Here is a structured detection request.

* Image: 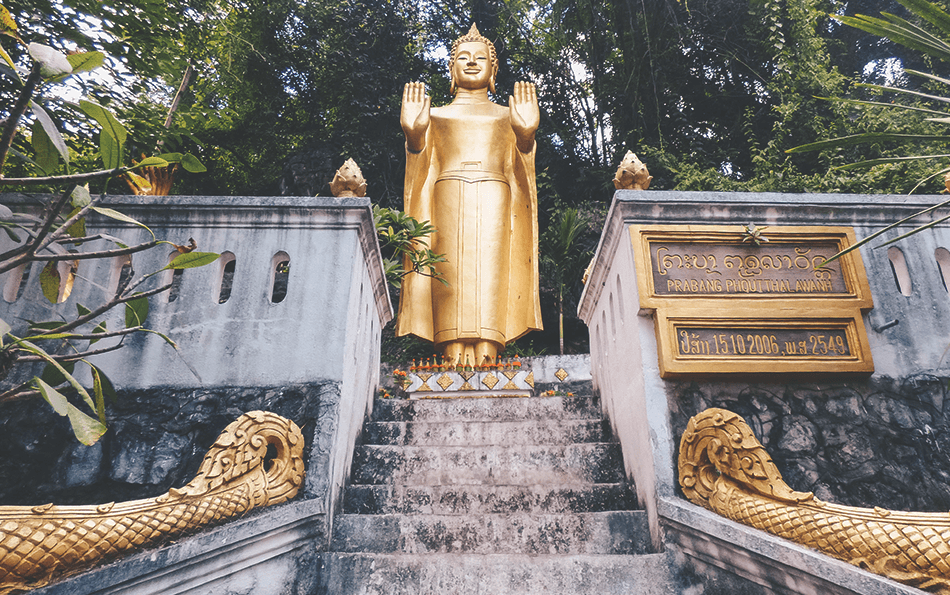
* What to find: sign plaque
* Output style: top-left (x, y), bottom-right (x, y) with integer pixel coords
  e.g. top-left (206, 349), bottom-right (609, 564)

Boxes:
top-left (631, 225), bottom-right (874, 377)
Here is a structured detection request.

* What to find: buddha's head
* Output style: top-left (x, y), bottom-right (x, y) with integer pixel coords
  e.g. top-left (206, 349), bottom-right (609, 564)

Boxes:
top-left (450, 23), bottom-right (498, 94)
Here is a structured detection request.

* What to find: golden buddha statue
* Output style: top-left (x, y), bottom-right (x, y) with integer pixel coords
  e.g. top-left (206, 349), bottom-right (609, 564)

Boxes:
top-left (395, 24), bottom-right (542, 365)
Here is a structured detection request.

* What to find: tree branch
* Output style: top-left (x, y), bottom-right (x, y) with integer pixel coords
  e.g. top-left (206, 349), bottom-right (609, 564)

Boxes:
top-left (24, 326), bottom-right (143, 342)
top-left (15, 341), bottom-right (124, 363)
top-left (30, 240), bottom-right (158, 262)
top-left (34, 283), bottom-right (171, 336)
top-left (37, 197), bottom-right (98, 251)
top-left (0, 167), bottom-right (134, 187)
top-left (0, 380), bottom-right (38, 405)
top-left (0, 63), bottom-right (42, 174)
top-left (0, 187), bottom-right (74, 274)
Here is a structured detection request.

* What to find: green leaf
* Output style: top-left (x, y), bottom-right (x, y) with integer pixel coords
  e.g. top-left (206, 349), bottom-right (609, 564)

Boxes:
top-left (143, 328), bottom-right (178, 349)
top-left (817, 196), bottom-right (950, 266)
top-left (157, 152), bottom-right (183, 162)
top-left (125, 296), bottom-right (148, 328)
top-left (879, 211), bottom-right (950, 248)
top-left (90, 363), bottom-right (117, 404)
top-left (28, 320), bottom-right (64, 332)
top-left (0, 4), bottom-right (17, 36)
top-left (78, 99), bottom-right (127, 146)
top-left (2, 225), bottom-right (18, 242)
top-left (91, 207), bottom-right (154, 237)
top-left (818, 95), bottom-right (947, 116)
top-left (23, 332), bottom-right (77, 341)
top-left (0, 318), bottom-right (10, 336)
top-left (35, 376), bottom-right (69, 415)
top-left (64, 207), bottom-right (86, 241)
top-left (18, 339), bottom-right (95, 411)
top-left (165, 251), bottom-right (219, 270)
top-left (90, 320), bottom-right (107, 345)
top-left (28, 43), bottom-right (72, 78)
top-left (786, 133), bottom-right (950, 154)
top-left (30, 101), bottom-right (69, 166)
top-left (99, 128), bottom-right (121, 169)
top-left (0, 43), bottom-right (20, 85)
top-left (35, 377), bottom-right (106, 446)
top-left (66, 51), bottom-right (104, 73)
top-left (39, 261), bottom-right (60, 303)
top-left (134, 156), bottom-right (169, 168)
top-left (896, 0), bottom-right (950, 38)
top-left (856, 81), bottom-right (950, 105)
top-left (77, 303), bottom-right (91, 317)
top-left (71, 186), bottom-right (91, 209)
top-left (89, 364), bottom-right (108, 422)
top-left (125, 171), bottom-right (151, 193)
top-left (180, 153), bottom-right (207, 173)
top-left (832, 154), bottom-right (950, 171)
top-left (39, 360), bottom-right (75, 387)
top-left (31, 119), bottom-right (59, 174)
top-left (834, 12), bottom-right (950, 62)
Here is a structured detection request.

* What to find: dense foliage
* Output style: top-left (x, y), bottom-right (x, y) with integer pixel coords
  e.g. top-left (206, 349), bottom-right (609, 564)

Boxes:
top-left (3, 0), bottom-right (946, 356)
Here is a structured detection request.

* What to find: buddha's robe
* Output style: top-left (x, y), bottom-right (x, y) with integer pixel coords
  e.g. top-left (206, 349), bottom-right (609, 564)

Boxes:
top-left (395, 103), bottom-right (542, 347)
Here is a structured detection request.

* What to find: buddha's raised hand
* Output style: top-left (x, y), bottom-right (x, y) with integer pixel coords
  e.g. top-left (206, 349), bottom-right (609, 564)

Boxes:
top-left (509, 81), bottom-right (539, 153)
top-left (401, 82), bottom-right (430, 153)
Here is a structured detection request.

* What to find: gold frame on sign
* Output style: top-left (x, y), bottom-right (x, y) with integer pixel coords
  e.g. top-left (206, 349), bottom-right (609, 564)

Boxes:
top-left (630, 225), bottom-right (873, 312)
top-left (628, 225), bottom-right (874, 377)
top-left (654, 311), bottom-right (874, 377)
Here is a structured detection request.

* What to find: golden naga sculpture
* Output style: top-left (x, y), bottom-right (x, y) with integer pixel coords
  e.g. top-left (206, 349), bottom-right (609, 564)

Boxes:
top-left (0, 411), bottom-right (305, 594)
top-left (613, 150), bottom-right (652, 190)
top-left (329, 158), bottom-right (367, 198)
top-left (679, 408), bottom-right (950, 593)
top-left (396, 23), bottom-right (542, 366)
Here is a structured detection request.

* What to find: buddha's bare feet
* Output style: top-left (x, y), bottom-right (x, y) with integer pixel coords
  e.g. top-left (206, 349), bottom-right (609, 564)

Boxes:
top-left (475, 340), bottom-right (499, 365)
top-left (443, 341), bottom-right (464, 366)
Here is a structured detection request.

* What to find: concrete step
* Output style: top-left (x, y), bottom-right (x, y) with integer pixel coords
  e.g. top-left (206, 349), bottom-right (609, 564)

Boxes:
top-left (372, 395), bottom-right (601, 423)
top-left (342, 483), bottom-right (637, 515)
top-left (362, 418), bottom-right (608, 446)
top-left (318, 552), bottom-right (675, 595)
top-left (331, 511), bottom-right (652, 555)
top-left (349, 443), bottom-right (625, 486)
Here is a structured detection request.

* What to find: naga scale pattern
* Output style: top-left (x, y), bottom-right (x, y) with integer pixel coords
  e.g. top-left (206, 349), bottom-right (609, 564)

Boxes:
top-left (0, 410), bottom-right (305, 594)
top-left (679, 408), bottom-right (950, 593)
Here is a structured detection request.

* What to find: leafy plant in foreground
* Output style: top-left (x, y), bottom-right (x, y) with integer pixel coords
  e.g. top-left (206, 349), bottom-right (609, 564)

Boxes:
top-left (788, 0), bottom-right (950, 263)
top-left (0, 5), bottom-right (217, 444)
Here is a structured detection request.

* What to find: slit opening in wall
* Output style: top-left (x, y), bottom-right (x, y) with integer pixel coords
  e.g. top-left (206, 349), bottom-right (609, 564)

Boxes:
top-left (3, 262), bottom-right (32, 303)
top-left (936, 248), bottom-right (950, 293)
top-left (110, 255), bottom-right (133, 299)
top-left (166, 251), bottom-right (184, 303)
top-left (217, 252), bottom-right (236, 304)
top-left (615, 275), bottom-right (625, 319)
top-left (887, 246), bottom-right (913, 297)
top-left (271, 252), bottom-right (290, 303)
top-left (47, 253), bottom-right (79, 304)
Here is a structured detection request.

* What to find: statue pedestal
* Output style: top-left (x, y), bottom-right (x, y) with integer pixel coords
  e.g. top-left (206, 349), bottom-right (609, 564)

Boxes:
top-left (405, 368), bottom-right (534, 399)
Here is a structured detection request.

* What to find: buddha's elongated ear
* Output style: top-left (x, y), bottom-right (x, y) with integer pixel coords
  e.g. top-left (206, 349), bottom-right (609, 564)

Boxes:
top-left (450, 72), bottom-right (457, 95)
top-left (489, 74), bottom-right (495, 94)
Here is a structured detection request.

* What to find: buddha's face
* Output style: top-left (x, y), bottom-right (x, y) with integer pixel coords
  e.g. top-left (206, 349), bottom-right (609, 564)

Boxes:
top-left (452, 41), bottom-right (492, 91)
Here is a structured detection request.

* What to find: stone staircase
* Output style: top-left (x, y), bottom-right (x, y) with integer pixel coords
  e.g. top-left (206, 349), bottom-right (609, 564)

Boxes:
top-left (318, 380), bottom-right (675, 593)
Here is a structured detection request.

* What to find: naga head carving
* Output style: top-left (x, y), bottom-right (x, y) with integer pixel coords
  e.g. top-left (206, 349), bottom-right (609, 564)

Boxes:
top-left (678, 408), bottom-right (813, 509)
top-left (171, 410), bottom-right (305, 506)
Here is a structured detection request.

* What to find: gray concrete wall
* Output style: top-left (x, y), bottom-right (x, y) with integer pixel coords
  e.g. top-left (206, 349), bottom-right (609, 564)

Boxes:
top-left (579, 190), bottom-right (950, 593)
top-left (0, 194), bottom-right (391, 593)
top-left (0, 194), bottom-right (391, 389)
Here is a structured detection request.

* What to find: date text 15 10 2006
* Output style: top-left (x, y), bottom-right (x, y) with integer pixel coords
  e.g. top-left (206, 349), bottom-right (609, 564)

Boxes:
top-left (676, 327), bottom-right (852, 358)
